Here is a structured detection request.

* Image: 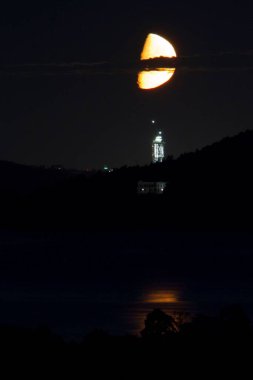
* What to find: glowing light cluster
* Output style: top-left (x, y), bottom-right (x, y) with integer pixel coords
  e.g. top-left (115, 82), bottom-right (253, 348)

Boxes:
top-left (154, 135), bottom-right (163, 143)
top-left (138, 33), bottom-right (177, 90)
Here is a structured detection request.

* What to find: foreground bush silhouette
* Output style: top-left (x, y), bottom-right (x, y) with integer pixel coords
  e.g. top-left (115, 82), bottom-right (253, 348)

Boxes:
top-left (141, 308), bottom-right (178, 338)
top-left (0, 305), bottom-right (252, 377)
top-left (219, 304), bottom-right (252, 340)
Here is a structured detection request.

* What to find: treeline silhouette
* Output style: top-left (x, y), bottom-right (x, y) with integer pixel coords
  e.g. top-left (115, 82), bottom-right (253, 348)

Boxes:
top-left (0, 305), bottom-right (252, 377)
top-left (1, 129), bottom-right (253, 229)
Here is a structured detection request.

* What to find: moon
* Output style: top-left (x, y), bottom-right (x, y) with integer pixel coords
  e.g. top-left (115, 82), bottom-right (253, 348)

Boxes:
top-left (138, 33), bottom-right (177, 90)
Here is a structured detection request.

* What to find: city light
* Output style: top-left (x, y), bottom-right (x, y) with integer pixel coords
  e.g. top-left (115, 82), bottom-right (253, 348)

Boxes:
top-left (152, 130), bottom-right (165, 163)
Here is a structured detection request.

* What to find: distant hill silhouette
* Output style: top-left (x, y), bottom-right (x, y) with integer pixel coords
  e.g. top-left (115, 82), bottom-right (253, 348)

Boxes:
top-left (164, 130), bottom-right (253, 227)
top-left (0, 160), bottom-right (81, 194)
top-left (1, 129), bottom-right (253, 228)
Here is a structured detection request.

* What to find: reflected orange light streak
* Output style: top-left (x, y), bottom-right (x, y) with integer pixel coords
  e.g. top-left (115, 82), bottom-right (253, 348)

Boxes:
top-left (144, 290), bottom-right (179, 304)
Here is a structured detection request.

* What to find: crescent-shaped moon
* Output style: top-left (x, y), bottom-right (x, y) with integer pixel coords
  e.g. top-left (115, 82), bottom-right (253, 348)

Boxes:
top-left (138, 33), bottom-right (177, 90)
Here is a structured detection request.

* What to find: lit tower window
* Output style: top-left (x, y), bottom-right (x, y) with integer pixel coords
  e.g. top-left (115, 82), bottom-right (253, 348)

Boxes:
top-left (152, 130), bottom-right (165, 163)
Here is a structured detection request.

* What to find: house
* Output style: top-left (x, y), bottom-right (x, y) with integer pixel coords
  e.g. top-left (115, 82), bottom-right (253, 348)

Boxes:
top-left (137, 181), bottom-right (167, 195)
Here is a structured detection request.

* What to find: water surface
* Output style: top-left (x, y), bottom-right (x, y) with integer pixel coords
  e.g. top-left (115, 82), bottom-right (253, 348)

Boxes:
top-left (0, 228), bottom-right (252, 338)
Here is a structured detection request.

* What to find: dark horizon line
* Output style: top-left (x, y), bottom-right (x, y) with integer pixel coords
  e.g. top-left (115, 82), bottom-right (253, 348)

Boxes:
top-left (0, 128), bottom-right (252, 172)
top-left (0, 52), bottom-right (252, 76)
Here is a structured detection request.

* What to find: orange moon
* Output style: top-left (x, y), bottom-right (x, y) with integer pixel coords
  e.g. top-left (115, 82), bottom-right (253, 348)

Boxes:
top-left (138, 33), bottom-right (177, 90)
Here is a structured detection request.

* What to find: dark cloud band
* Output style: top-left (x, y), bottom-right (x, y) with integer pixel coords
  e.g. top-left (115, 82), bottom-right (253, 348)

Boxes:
top-left (0, 52), bottom-right (252, 76)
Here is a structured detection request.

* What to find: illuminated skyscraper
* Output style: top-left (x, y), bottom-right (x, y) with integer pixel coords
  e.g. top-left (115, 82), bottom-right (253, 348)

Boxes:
top-left (152, 130), bottom-right (165, 163)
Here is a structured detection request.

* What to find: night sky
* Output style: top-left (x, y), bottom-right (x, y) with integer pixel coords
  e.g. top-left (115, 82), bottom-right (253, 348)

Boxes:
top-left (0, 0), bottom-right (252, 169)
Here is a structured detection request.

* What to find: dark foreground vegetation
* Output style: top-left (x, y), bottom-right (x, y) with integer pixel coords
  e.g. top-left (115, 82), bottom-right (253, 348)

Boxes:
top-left (1, 306), bottom-right (252, 377)
top-left (1, 129), bottom-right (253, 230)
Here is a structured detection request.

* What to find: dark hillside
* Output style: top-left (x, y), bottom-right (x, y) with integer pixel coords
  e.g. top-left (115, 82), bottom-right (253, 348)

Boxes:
top-left (1, 130), bottom-right (252, 229)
